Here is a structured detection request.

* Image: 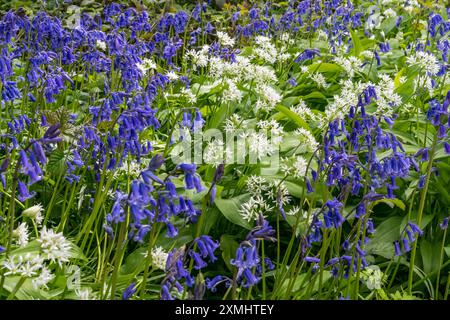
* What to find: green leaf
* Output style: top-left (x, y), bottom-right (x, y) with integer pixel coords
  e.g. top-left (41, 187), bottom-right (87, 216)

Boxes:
top-left (350, 29), bottom-right (363, 56)
top-left (220, 235), bottom-right (240, 272)
top-left (373, 198), bottom-right (406, 211)
top-left (366, 216), bottom-right (403, 259)
top-left (274, 104), bottom-right (310, 131)
top-left (308, 63), bottom-right (342, 74)
top-left (420, 239), bottom-right (442, 274)
top-left (214, 194), bottom-right (252, 230)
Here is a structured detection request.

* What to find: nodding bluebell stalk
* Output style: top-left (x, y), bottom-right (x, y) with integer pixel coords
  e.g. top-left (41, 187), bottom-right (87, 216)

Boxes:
top-left (227, 215), bottom-right (275, 297)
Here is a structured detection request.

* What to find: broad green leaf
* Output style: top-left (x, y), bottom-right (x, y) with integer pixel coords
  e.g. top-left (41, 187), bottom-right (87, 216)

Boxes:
top-left (220, 235), bottom-right (240, 272)
top-left (373, 198), bottom-right (406, 211)
top-left (214, 194), bottom-right (252, 230)
top-left (420, 239), bottom-right (442, 274)
top-left (350, 29), bottom-right (363, 56)
top-left (274, 104), bottom-right (310, 131)
top-left (366, 216), bottom-right (403, 258)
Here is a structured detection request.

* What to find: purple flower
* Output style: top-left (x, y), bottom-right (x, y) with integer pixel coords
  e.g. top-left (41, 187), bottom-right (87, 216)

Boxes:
top-left (122, 283), bottom-right (136, 300)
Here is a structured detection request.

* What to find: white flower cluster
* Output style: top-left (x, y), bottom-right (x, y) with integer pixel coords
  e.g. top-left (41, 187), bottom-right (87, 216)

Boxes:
top-left (13, 222), bottom-right (29, 247)
top-left (374, 74), bottom-right (402, 117)
top-left (294, 128), bottom-right (319, 153)
top-left (217, 31), bottom-right (235, 47)
top-left (136, 58), bottom-right (157, 76)
top-left (280, 155), bottom-right (308, 179)
top-left (253, 36), bottom-right (278, 64)
top-left (290, 100), bottom-right (320, 123)
top-left (361, 265), bottom-right (385, 290)
top-left (239, 195), bottom-right (273, 222)
top-left (38, 227), bottom-right (72, 266)
top-left (334, 56), bottom-right (363, 78)
top-left (239, 176), bottom-right (290, 222)
top-left (406, 51), bottom-right (440, 76)
top-left (2, 253), bottom-right (55, 289)
top-left (187, 41), bottom-right (281, 112)
top-left (151, 246), bottom-right (169, 270)
top-left (324, 79), bottom-right (365, 123)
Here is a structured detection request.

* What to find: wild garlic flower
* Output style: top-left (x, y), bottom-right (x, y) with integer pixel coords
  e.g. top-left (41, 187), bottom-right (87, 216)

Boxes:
top-left (2, 254), bottom-right (44, 277)
top-left (265, 181), bottom-right (290, 206)
top-left (334, 56), bottom-right (363, 78)
top-left (166, 71), bottom-right (179, 81)
top-left (253, 36), bottom-right (278, 64)
top-left (217, 31), bottom-right (235, 47)
top-left (136, 58), bottom-right (157, 76)
top-left (362, 265), bottom-right (385, 290)
top-left (280, 155), bottom-right (308, 178)
top-left (222, 79), bottom-right (242, 103)
top-left (187, 45), bottom-right (210, 70)
top-left (96, 40), bottom-right (106, 51)
top-left (224, 114), bottom-right (245, 134)
top-left (246, 175), bottom-right (269, 196)
top-left (22, 204), bottom-right (44, 225)
top-left (374, 74), bottom-right (402, 117)
top-left (255, 84), bottom-right (281, 112)
top-left (151, 246), bottom-right (169, 270)
top-left (13, 222), bottom-right (29, 247)
top-left (294, 128), bottom-right (319, 153)
top-left (257, 119), bottom-right (284, 145)
top-left (406, 51), bottom-right (440, 75)
top-left (247, 131), bottom-right (276, 160)
top-left (309, 72), bottom-right (329, 89)
top-left (32, 267), bottom-right (54, 289)
top-left (38, 227), bottom-right (71, 266)
top-left (76, 288), bottom-right (96, 300)
top-left (239, 196), bottom-right (273, 222)
top-left (203, 139), bottom-right (232, 167)
top-left (290, 100), bottom-right (319, 122)
top-left (414, 75), bottom-right (435, 96)
top-left (180, 87), bottom-right (197, 104)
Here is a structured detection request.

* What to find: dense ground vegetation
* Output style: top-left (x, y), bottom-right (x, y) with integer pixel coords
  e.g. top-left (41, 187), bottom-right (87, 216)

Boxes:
top-left (0, 0), bottom-right (449, 300)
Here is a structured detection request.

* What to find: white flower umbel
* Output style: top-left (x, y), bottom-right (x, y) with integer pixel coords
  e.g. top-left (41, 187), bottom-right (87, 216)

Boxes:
top-left (247, 131), bottom-right (276, 160)
top-left (309, 72), bottom-right (329, 89)
top-left (22, 204), bottom-right (44, 225)
top-left (257, 119), bottom-right (284, 145)
top-left (334, 56), bottom-right (363, 78)
top-left (136, 58), bottom-right (157, 76)
top-left (180, 87), bottom-right (197, 104)
top-left (255, 84), bottom-right (281, 112)
top-left (290, 100), bottom-right (319, 123)
top-left (217, 31), bottom-right (235, 47)
top-left (32, 267), bottom-right (54, 289)
top-left (151, 246), bottom-right (169, 270)
top-left (166, 71), bottom-right (179, 81)
top-left (294, 128), bottom-right (319, 153)
top-left (38, 227), bottom-right (71, 266)
top-left (246, 175), bottom-right (269, 197)
top-left (187, 45), bottom-right (210, 70)
top-left (362, 265), bottom-right (385, 290)
top-left (96, 40), bottom-right (106, 51)
top-left (265, 181), bottom-right (290, 206)
top-left (253, 36), bottom-right (278, 64)
top-left (13, 222), bottom-right (29, 247)
top-left (375, 74), bottom-right (402, 117)
top-left (76, 288), bottom-right (96, 300)
top-left (2, 254), bottom-right (44, 277)
top-left (222, 79), bottom-right (242, 103)
top-left (406, 51), bottom-right (440, 76)
top-left (281, 155), bottom-right (308, 179)
top-left (239, 196), bottom-right (273, 222)
top-left (204, 138), bottom-right (232, 167)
